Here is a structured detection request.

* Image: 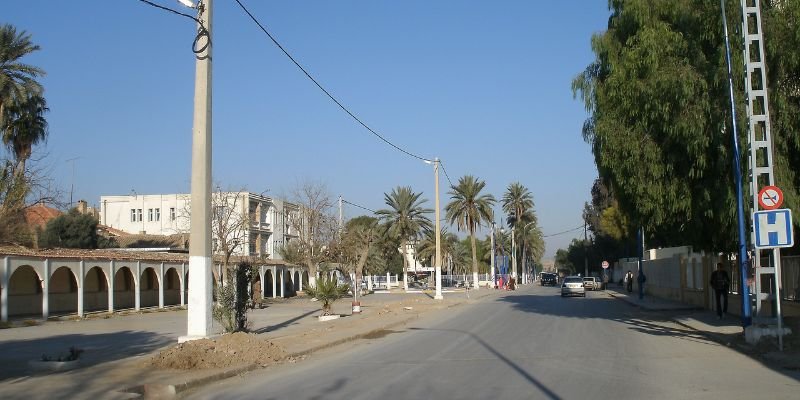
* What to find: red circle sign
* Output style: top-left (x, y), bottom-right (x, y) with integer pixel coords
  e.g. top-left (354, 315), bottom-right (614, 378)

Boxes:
top-left (601, 261), bottom-right (609, 269)
top-left (758, 186), bottom-right (784, 210)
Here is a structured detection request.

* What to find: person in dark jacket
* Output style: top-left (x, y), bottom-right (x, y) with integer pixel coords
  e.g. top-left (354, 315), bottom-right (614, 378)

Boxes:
top-left (710, 262), bottom-right (731, 319)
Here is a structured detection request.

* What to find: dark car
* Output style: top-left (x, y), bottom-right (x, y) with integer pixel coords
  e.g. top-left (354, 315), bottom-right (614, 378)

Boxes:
top-left (540, 273), bottom-right (558, 286)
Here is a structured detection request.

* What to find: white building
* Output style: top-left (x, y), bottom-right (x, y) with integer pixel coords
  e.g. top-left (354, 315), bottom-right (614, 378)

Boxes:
top-left (99, 192), bottom-right (299, 259)
top-left (402, 242), bottom-right (427, 273)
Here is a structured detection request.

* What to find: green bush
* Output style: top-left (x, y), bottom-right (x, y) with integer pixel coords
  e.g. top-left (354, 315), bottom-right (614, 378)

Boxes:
top-left (305, 276), bottom-right (351, 316)
top-left (212, 262), bottom-right (256, 333)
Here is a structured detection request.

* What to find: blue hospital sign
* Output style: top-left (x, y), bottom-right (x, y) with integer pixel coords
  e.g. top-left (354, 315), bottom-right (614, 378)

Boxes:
top-left (753, 209), bottom-right (794, 249)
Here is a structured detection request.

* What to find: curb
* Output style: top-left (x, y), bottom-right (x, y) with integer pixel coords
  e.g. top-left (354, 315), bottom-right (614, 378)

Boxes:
top-left (118, 363), bottom-right (259, 398)
top-left (117, 302), bottom-right (459, 397)
top-left (284, 314), bottom-right (420, 359)
top-left (605, 290), bottom-right (703, 312)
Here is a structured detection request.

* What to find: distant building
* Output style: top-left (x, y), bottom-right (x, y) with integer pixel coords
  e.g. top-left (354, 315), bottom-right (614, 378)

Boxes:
top-left (99, 192), bottom-right (299, 259)
top-left (401, 242), bottom-right (426, 273)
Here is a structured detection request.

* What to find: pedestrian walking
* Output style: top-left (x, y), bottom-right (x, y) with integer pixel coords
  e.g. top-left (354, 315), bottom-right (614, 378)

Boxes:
top-left (624, 270), bottom-right (633, 293)
top-left (709, 262), bottom-right (731, 319)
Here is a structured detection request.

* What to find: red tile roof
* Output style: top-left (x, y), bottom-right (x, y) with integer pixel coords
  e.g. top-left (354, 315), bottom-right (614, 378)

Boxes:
top-left (24, 204), bottom-right (62, 228)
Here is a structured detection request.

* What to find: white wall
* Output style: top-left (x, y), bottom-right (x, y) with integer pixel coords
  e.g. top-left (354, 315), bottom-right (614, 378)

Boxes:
top-left (100, 194), bottom-right (190, 235)
top-left (100, 192), bottom-right (299, 260)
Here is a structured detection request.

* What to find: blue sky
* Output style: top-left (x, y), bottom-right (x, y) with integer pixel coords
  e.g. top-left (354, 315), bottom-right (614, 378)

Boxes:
top-left (3, 0), bottom-right (609, 258)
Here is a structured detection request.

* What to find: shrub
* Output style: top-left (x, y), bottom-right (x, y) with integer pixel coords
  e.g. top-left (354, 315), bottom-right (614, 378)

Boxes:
top-left (41, 346), bottom-right (83, 362)
top-left (212, 262), bottom-right (256, 333)
top-left (305, 276), bottom-right (351, 316)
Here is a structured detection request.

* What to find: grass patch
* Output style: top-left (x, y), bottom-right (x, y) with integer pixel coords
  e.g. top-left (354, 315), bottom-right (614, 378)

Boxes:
top-left (0, 321), bottom-right (13, 329)
top-left (23, 319), bottom-right (39, 327)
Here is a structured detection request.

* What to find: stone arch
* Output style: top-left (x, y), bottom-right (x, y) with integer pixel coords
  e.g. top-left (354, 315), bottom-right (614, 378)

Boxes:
top-left (264, 269), bottom-right (274, 298)
top-left (83, 266), bottom-right (109, 312)
top-left (284, 269), bottom-right (294, 297)
top-left (251, 272), bottom-right (262, 300)
top-left (294, 271), bottom-right (300, 292)
top-left (302, 271), bottom-right (309, 288)
top-left (49, 266), bottom-right (78, 316)
top-left (184, 271), bottom-right (189, 304)
top-left (164, 267), bottom-right (181, 306)
top-left (140, 267), bottom-right (160, 308)
top-left (113, 266), bottom-right (136, 310)
top-left (8, 265), bottom-right (42, 318)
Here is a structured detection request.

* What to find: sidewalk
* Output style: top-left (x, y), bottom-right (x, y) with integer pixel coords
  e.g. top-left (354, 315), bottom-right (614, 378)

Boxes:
top-left (0, 286), bottom-right (500, 399)
top-left (604, 285), bottom-right (800, 370)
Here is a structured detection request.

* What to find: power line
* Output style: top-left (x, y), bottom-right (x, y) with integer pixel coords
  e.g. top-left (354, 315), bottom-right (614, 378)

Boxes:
top-left (341, 199), bottom-right (377, 214)
top-left (438, 159), bottom-right (454, 188)
top-left (136, 0), bottom-right (210, 56)
top-left (137, 0), bottom-right (199, 22)
top-left (232, 0), bottom-right (431, 163)
top-left (542, 225), bottom-right (584, 238)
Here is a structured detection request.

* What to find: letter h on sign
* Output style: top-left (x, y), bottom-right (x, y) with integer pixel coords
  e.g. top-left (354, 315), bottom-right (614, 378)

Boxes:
top-left (753, 209), bottom-right (794, 249)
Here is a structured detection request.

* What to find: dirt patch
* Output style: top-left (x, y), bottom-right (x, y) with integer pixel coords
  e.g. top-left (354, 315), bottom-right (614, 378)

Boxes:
top-left (362, 329), bottom-right (400, 339)
top-left (146, 332), bottom-right (287, 370)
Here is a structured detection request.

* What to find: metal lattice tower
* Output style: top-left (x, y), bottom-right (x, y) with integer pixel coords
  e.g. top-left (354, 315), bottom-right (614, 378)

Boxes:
top-left (740, 0), bottom-right (784, 334)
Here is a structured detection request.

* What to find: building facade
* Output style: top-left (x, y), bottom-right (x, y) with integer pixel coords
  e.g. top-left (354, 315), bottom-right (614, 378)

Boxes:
top-left (99, 192), bottom-right (299, 259)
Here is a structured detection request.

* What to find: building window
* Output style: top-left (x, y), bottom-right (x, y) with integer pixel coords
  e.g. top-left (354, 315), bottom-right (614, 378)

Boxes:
top-left (170, 207), bottom-right (176, 221)
top-left (131, 209), bottom-right (136, 222)
top-left (148, 208), bottom-right (153, 222)
top-left (137, 209), bottom-right (143, 222)
top-left (155, 208), bottom-right (160, 221)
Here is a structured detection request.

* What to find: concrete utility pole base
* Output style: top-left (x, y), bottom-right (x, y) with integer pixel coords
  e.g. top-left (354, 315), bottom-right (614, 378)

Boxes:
top-left (434, 294), bottom-right (443, 300)
top-left (178, 335), bottom-right (211, 344)
top-left (745, 325), bottom-right (792, 345)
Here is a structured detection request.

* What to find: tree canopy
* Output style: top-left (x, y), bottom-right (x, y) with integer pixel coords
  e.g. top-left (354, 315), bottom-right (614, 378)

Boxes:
top-left (573, 0), bottom-right (800, 251)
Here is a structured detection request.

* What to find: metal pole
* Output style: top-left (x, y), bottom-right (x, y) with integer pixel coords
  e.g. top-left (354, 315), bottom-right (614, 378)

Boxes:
top-left (490, 222), bottom-right (496, 289)
top-left (638, 226), bottom-right (644, 300)
top-left (338, 195), bottom-right (343, 232)
top-left (184, 0), bottom-right (213, 341)
top-left (721, 0), bottom-right (752, 327)
top-left (511, 226), bottom-right (516, 283)
top-left (584, 221), bottom-right (589, 277)
top-left (434, 158), bottom-right (443, 299)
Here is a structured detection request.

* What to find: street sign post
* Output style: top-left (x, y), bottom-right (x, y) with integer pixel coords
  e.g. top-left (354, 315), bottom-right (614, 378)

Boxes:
top-left (758, 185), bottom-right (784, 210)
top-left (753, 209), bottom-right (794, 249)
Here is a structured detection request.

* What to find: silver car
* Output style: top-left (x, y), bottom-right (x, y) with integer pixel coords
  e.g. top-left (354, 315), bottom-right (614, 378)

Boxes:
top-left (561, 276), bottom-right (586, 297)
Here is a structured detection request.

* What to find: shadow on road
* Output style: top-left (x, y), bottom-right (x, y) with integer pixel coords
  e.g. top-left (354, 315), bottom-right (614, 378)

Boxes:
top-left (497, 289), bottom-right (800, 384)
top-left (251, 309), bottom-right (319, 334)
top-left (408, 326), bottom-right (562, 400)
top-left (0, 330), bottom-right (173, 381)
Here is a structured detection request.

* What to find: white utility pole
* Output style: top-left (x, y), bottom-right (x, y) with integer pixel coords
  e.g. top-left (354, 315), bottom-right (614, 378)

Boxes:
top-left (490, 222), bottom-right (496, 288)
top-left (183, 0), bottom-right (213, 343)
top-left (434, 158), bottom-right (443, 300)
top-left (511, 226), bottom-right (516, 283)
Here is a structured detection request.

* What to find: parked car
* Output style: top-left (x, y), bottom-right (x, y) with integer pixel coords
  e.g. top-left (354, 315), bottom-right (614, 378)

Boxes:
top-left (583, 276), bottom-right (599, 291)
top-left (561, 276), bottom-right (585, 297)
top-left (541, 273), bottom-right (558, 286)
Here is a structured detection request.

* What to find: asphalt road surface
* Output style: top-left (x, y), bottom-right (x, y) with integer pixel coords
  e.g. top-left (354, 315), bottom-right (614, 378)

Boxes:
top-left (186, 285), bottom-right (800, 400)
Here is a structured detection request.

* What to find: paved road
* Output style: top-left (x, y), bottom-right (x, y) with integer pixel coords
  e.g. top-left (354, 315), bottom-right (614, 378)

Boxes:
top-left (186, 285), bottom-right (800, 400)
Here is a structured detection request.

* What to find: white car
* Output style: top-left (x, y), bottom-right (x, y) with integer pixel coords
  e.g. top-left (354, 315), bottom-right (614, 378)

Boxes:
top-left (561, 276), bottom-right (586, 297)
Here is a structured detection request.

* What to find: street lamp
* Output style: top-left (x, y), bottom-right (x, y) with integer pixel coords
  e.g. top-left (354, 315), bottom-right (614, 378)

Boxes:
top-left (490, 222), bottom-right (496, 289)
top-left (520, 220), bottom-right (536, 285)
top-left (424, 158), bottom-right (443, 300)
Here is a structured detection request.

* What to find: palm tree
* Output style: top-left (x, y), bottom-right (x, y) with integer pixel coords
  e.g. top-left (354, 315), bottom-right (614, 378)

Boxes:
top-left (0, 24), bottom-right (44, 124)
top-left (2, 94), bottom-right (48, 176)
top-left (502, 183), bottom-right (535, 280)
top-left (446, 175), bottom-right (495, 290)
top-left (376, 186), bottom-right (432, 290)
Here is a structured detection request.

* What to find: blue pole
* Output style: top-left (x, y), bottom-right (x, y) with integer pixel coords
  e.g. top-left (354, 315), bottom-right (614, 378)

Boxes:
top-left (721, 0), bottom-right (752, 327)
top-left (638, 226), bottom-right (644, 300)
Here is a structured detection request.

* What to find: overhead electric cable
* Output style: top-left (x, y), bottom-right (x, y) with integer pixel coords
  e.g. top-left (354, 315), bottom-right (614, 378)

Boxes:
top-left (438, 159), bottom-right (454, 188)
top-left (542, 225), bottom-right (584, 238)
top-left (136, 0), bottom-right (210, 55)
top-left (341, 199), bottom-right (377, 214)
top-left (232, 0), bottom-right (430, 162)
